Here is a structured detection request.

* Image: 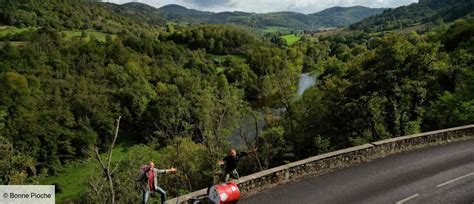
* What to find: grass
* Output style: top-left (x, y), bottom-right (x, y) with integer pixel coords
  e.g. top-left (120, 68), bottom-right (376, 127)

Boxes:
top-left (0, 27), bottom-right (114, 43)
top-left (281, 34), bottom-right (301, 46)
top-left (211, 54), bottom-right (246, 74)
top-left (262, 26), bottom-right (291, 33)
top-left (39, 137), bottom-right (136, 202)
top-left (396, 23), bottom-right (429, 34)
top-left (106, 20), bottom-right (123, 27)
top-left (309, 28), bottom-right (351, 37)
top-left (0, 41), bottom-right (28, 47)
top-left (216, 67), bottom-right (225, 73)
top-left (0, 29), bottom-right (114, 49)
top-left (0, 26), bottom-right (35, 37)
top-left (61, 30), bottom-right (115, 42)
top-left (212, 54), bottom-right (246, 62)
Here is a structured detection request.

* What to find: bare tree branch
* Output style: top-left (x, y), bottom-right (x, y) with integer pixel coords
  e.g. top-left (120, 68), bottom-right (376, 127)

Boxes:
top-left (89, 180), bottom-right (104, 194)
top-left (110, 156), bottom-right (123, 175)
top-left (93, 116), bottom-right (121, 204)
top-left (107, 116), bottom-right (121, 175)
top-left (94, 147), bottom-right (107, 176)
top-left (252, 111), bottom-right (264, 171)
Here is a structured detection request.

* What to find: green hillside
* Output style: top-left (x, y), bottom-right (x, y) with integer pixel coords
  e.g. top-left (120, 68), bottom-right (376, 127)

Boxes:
top-left (156, 5), bottom-right (385, 30)
top-left (350, 0), bottom-right (474, 32)
top-left (281, 34), bottom-right (301, 45)
top-left (1, 1), bottom-right (474, 203)
top-left (1, 0), bottom-right (163, 37)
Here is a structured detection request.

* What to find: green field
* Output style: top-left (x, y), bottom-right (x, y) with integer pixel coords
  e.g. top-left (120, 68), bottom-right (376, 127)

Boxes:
top-left (0, 27), bottom-right (114, 43)
top-left (211, 54), bottom-right (246, 74)
top-left (0, 29), bottom-right (114, 49)
top-left (61, 30), bottom-right (115, 42)
top-left (0, 27), bottom-right (35, 37)
top-left (212, 54), bottom-right (246, 63)
top-left (281, 34), bottom-right (301, 45)
top-left (216, 67), bottom-right (225, 73)
top-left (0, 41), bottom-right (28, 47)
top-left (39, 138), bottom-right (135, 202)
top-left (262, 26), bottom-right (291, 33)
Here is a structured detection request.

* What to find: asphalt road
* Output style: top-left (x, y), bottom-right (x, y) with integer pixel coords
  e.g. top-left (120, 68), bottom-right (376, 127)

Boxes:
top-left (241, 139), bottom-right (474, 204)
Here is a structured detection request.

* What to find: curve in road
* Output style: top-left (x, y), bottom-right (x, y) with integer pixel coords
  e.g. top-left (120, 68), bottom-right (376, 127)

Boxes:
top-left (241, 139), bottom-right (474, 204)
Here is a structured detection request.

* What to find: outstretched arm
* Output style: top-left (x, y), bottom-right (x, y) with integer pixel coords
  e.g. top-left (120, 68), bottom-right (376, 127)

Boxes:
top-left (166, 167), bottom-right (177, 173)
top-left (154, 167), bottom-right (177, 174)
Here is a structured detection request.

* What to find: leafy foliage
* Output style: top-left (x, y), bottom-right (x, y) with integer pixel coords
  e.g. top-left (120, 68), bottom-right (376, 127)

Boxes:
top-left (291, 18), bottom-right (474, 158)
top-left (169, 24), bottom-right (259, 54)
top-left (1, 0), bottom-right (474, 203)
top-left (350, 0), bottom-right (474, 32)
top-left (158, 4), bottom-right (385, 31)
top-left (1, 0), bottom-right (163, 37)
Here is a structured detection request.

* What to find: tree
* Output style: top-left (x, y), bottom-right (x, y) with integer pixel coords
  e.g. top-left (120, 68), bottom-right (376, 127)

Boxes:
top-left (93, 116), bottom-right (122, 204)
top-left (195, 75), bottom-right (246, 177)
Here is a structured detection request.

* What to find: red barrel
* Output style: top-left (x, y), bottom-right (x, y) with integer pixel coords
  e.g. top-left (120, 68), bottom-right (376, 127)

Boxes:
top-left (208, 182), bottom-right (240, 204)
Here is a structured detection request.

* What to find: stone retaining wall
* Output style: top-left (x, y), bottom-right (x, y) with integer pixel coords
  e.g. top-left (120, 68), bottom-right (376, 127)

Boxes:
top-left (166, 124), bottom-right (474, 204)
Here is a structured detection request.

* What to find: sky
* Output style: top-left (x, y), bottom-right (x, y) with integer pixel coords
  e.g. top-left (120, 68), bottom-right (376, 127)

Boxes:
top-left (102, 0), bottom-right (418, 14)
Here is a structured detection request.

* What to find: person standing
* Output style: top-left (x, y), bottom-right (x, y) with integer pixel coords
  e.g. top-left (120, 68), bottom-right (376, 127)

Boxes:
top-left (138, 161), bottom-right (176, 204)
top-left (218, 148), bottom-right (257, 183)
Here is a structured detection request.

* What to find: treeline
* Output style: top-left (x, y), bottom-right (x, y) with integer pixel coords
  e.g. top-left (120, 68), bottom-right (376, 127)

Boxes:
top-left (0, 22), bottom-right (302, 194)
top-left (157, 4), bottom-right (385, 31)
top-left (1, 0), bottom-right (474, 202)
top-left (350, 0), bottom-right (474, 32)
top-left (168, 25), bottom-right (260, 55)
top-left (285, 18), bottom-right (474, 159)
top-left (70, 18), bottom-right (474, 201)
top-left (0, 0), bottom-right (162, 37)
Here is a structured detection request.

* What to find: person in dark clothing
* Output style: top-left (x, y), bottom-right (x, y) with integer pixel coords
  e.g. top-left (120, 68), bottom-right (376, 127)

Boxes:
top-left (137, 161), bottom-right (176, 204)
top-left (218, 148), bottom-right (257, 183)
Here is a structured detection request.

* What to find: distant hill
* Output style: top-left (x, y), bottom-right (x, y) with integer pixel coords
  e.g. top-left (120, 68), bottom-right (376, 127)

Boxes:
top-left (159, 4), bottom-right (212, 17)
top-left (155, 4), bottom-right (386, 30)
top-left (350, 0), bottom-right (474, 32)
top-left (310, 6), bottom-right (386, 28)
top-left (1, 0), bottom-right (164, 35)
top-left (3, 1), bottom-right (385, 34)
top-left (104, 2), bottom-right (166, 26)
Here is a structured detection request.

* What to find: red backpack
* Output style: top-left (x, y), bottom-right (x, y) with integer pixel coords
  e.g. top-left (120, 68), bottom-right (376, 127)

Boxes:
top-left (140, 164), bottom-right (148, 174)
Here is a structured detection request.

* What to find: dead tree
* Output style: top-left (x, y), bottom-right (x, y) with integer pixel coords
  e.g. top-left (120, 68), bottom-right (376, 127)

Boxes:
top-left (251, 111), bottom-right (264, 171)
top-left (94, 116), bottom-right (122, 204)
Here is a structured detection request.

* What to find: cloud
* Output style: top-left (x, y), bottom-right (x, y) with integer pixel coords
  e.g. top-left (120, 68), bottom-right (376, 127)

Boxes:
top-left (101, 0), bottom-right (418, 14)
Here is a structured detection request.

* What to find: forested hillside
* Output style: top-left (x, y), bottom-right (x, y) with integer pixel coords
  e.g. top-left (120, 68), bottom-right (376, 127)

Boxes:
top-left (309, 6), bottom-right (386, 28)
top-left (1, 0), bottom-right (473, 203)
top-left (0, 1), bottom-right (302, 200)
top-left (1, 0), bottom-right (163, 37)
top-left (157, 4), bottom-right (386, 30)
top-left (350, 0), bottom-right (474, 32)
top-left (0, 0), bottom-right (384, 32)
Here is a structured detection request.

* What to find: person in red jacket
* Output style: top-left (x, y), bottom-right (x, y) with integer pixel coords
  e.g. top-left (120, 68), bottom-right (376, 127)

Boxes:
top-left (137, 161), bottom-right (176, 204)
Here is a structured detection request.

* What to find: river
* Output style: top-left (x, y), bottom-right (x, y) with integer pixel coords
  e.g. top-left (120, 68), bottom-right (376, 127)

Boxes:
top-left (228, 73), bottom-right (316, 147)
top-left (297, 73), bottom-right (316, 96)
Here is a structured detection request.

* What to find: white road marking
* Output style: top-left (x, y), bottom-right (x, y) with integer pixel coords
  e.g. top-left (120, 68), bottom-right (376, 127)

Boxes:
top-left (395, 193), bottom-right (419, 204)
top-left (436, 172), bottom-right (474, 188)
